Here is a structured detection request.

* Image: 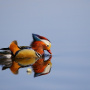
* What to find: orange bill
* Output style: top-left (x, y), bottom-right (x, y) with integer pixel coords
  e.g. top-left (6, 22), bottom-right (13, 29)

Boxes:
top-left (47, 50), bottom-right (52, 54)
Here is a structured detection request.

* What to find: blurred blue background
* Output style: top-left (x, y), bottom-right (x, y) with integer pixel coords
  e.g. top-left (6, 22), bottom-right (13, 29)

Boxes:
top-left (0, 0), bottom-right (90, 90)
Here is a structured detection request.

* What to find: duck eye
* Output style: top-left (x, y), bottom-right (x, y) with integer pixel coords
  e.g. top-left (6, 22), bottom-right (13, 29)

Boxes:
top-left (47, 45), bottom-right (49, 47)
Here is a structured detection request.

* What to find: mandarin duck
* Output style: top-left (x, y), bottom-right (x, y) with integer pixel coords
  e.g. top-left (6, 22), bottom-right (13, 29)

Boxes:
top-left (0, 34), bottom-right (52, 58)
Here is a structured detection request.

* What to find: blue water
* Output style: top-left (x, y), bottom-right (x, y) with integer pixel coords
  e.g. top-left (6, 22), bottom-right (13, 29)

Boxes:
top-left (0, 0), bottom-right (90, 90)
top-left (0, 47), bottom-right (90, 90)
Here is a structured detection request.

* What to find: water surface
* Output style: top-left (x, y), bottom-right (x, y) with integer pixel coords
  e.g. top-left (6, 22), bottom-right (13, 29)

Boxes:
top-left (0, 50), bottom-right (90, 90)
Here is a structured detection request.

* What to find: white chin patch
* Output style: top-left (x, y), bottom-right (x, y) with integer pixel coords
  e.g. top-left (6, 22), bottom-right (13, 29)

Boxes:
top-left (41, 39), bottom-right (51, 46)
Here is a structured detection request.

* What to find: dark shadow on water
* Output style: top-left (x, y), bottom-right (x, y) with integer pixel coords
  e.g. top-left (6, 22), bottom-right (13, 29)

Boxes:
top-left (0, 55), bottom-right (52, 77)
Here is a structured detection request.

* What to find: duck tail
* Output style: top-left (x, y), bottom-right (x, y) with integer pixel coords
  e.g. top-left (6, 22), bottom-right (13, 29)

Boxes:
top-left (0, 47), bottom-right (10, 50)
top-left (9, 40), bottom-right (20, 55)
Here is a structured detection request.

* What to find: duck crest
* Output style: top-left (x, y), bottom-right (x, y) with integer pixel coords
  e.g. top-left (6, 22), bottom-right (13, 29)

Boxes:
top-left (32, 34), bottom-right (50, 42)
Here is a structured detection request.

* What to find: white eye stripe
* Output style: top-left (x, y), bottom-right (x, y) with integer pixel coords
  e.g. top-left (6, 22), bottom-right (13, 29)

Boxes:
top-left (41, 39), bottom-right (51, 45)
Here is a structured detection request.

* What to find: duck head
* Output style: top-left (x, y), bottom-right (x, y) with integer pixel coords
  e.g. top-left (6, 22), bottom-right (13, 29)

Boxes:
top-left (31, 34), bottom-right (52, 55)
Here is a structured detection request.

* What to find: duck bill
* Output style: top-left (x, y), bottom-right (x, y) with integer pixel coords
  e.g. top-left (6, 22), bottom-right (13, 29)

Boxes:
top-left (47, 50), bottom-right (52, 54)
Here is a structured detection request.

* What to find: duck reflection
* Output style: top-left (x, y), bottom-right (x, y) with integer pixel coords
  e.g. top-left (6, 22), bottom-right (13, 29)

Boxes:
top-left (32, 55), bottom-right (52, 77)
top-left (0, 55), bottom-right (52, 77)
top-left (10, 61), bottom-right (20, 74)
